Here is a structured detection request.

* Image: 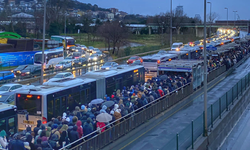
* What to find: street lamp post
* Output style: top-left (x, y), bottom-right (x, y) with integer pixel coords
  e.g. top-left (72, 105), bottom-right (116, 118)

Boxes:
top-left (207, 2), bottom-right (211, 37)
top-left (40, 0), bottom-right (46, 84)
top-left (170, 0), bottom-right (172, 48)
top-left (64, 12), bottom-right (67, 58)
top-left (203, 0), bottom-right (208, 137)
top-left (233, 11), bottom-right (237, 27)
top-left (225, 7), bottom-right (228, 26)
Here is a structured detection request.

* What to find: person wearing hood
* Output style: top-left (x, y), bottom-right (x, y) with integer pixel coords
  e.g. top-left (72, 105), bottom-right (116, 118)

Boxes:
top-left (8, 134), bottom-right (25, 150)
top-left (48, 134), bottom-right (60, 150)
top-left (69, 126), bottom-right (79, 144)
top-left (51, 124), bottom-right (61, 139)
top-left (0, 130), bottom-right (8, 149)
top-left (83, 119), bottom-right (93, 139)
top-left (33, 120), bottom-right (42, 137)
top-left (62, 112), bottom-right (67, 120)
top-left (112, 104), bottom-right (122, 124)
top-left (59, 130), bottom-right (69, 148)
top-left (101, 105), bottom-right (107, 113)
top-left (86, 108), bottom-right (95, 119)
top-left (34, 129), bottom-right (42, 145)
top-left (38, 130), bottom-right (47, 142)
top-left (76, 120), bottom-right (83, 138)
top-left (46, 127), bottom-right (51, 138)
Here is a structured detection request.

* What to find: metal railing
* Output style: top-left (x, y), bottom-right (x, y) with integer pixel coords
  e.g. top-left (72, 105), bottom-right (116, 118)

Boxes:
top-left (60, 83), bottom-right (194, 150)
top-left (162, 65), bottom-right (250, 150)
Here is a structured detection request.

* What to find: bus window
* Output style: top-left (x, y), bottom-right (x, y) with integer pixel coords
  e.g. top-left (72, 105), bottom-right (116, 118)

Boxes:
top-left (8, 117), bottom-right (15, 135)
top-left (0, 119), bottom-right (5, 132)
top-left (72, 92), bottom-right (80, 105)
top-left (61, 96), bottom-right (67, 114)
top-left (55, 98), bottom-right (61, 118)
top-left (80, 90), bottom-right (86, 104)
top-left (47, 98), bottom-right (53, 120)
top-left (16, 95), bottom-right (42, 116)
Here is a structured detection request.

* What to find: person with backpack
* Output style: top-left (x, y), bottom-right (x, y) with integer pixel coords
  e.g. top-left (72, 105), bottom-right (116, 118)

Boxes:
top-left (59, 131), bottom-right (69, 148)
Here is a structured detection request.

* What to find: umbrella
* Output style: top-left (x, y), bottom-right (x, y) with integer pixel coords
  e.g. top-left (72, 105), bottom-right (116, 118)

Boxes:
top-left (160, 75), bottom-right (168, 81)
top-left (96, 113), bottom-right (112, 123)
top-left (90, 99), bottom-right (104, 105)
top-left (101, 101), bottom-right (115, 107)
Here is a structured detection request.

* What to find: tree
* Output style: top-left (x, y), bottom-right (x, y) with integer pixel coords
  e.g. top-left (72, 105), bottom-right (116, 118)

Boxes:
top-left (207, 12), bottom-right (219, 23)
top-left (97, 21), bottom-right (129, 54)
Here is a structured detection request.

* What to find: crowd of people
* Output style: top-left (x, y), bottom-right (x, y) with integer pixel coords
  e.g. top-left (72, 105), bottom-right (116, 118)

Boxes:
top-left (0, 41), bottom-right (249, 150)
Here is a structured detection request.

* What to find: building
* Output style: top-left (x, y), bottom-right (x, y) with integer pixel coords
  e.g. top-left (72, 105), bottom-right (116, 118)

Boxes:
top-left (118, 11), bottom-right (128, 18)
top-left (176, 5), bottom-right (183, 16)
top-left (106, 13), bottom-right (114, 20)
top-left (195, 14), bottom-right (201, 21)
top-left (109, 8), bottom-right (118, 14)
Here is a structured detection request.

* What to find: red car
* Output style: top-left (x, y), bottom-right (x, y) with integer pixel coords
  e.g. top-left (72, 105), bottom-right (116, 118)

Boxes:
top-left (127, 56), bottom-right (143, 64)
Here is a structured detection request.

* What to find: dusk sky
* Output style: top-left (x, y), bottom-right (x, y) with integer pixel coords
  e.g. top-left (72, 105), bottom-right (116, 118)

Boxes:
top-left (81, 0), bottom-right (250, 21)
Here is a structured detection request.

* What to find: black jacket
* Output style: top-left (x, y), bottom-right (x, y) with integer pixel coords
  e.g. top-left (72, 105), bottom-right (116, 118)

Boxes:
top-left (69, 126), bottom-right (79, 143)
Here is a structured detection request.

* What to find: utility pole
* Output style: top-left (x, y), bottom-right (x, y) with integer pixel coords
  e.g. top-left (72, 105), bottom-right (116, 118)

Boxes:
top-left (64, 12), bottom-right (67, 57)
top-left (40, 0), bottom-right (46, 84)
top-left (225, 8), bottom-right (228, 26)
top-left (207, 2), bottom-right (212, 37)
top-left (203, 0), bottom-right (208, 137)
top-left (233, 11), bottom-right (237, 27)
top-left (162, 22), bottom-right (164, 45)
top-left (170, 0), bottom-right (172, 48)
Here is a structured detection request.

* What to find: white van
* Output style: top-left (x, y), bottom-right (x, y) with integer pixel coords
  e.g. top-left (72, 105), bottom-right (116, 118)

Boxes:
top-left (171, 42), bottom-right (183, 51)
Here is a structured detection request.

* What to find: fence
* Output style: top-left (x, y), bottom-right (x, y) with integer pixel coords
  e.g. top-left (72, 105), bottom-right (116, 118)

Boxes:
top-left (163, 70), bottom-right (250, 150)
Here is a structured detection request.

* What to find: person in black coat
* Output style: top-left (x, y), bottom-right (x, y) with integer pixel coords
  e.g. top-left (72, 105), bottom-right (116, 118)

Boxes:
top-left (68, 126), bottom-right (80, 148)
top-left (33, 120), bottom-right (42, 137)
top-left (8, 134), bottom-right (25, 150)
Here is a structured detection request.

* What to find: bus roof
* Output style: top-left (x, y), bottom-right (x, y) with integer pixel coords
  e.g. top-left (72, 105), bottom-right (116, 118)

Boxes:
top-left (0, 103), bottom-right (16, 112)
top-left (51, 36), bottom-right (74, 40)
top-left (158, 60), bottom-right (204, 72)
top-left (142, 53), bottom-right (177, 60)
top-left (81, 65), bottom-right (144, 79)
top-left (34, 48), bottom-right (63, 55)
top-left (17, 78), bottom-right (96, 95)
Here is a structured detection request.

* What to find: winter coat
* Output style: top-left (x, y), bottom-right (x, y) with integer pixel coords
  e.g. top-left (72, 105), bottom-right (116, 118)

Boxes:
top-left (0, 137), bottom-right (8, 148)
top-left (158, 89), bottom-right (164, 97)
top-left (8, 139), bottom-right (26, 150)
top-left (76, 120), bottom-right (83, 138)
top-left (51, 129), bottom-right (61, 139)
top-left (46, 127), bottom-right (51, 137)
top-left (83, 123), bottom-right (93, 137)
top-left (59, 131), bottom-right (69, 148)
top-left (96, 122), bottom-right (106, 133)
top-left (69, 126), bottom-right (79, 143)
top-left (48, 134), bottom-right (59, 150)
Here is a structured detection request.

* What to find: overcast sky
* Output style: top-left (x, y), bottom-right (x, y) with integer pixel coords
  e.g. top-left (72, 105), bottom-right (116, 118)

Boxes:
top-left (80, 0), bottom-right (249, 20)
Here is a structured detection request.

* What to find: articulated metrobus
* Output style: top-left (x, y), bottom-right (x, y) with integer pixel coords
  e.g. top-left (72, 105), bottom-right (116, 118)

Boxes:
top-left (15, 65), bottom-right (144, 130)
top-left (34, 48), bottom-right (64, 69)
top-left (0, 103), bottom-right (17, 134)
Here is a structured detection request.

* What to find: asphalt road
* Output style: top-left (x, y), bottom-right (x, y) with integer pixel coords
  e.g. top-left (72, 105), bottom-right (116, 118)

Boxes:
top-left (112, 57), bottom-right (250, 150)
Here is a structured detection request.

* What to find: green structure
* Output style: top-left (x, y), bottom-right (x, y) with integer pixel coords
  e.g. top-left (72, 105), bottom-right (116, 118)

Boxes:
top-left (0, 32), bottom-right (22, 39)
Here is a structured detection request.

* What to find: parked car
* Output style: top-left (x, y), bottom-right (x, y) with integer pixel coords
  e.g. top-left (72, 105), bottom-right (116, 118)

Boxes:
top-left (55, 60), bottom-right (73, 70)
top-left (48, 72), bottom-right (74, 82)
top-left (0, 83), bottom-right (23, 94)
top-left (89, 54), bottom-right (102, 62)
top-left (73, 58), bottom-right (88, 66)
top-left (20, 65), bottom-right (41, 77)
top-left (13, 65), bottom-right (28, 75)
top-left (101, 62), bottom-right (118, 70)
top-left (0, 91), bottom-right (16, 104)
top-left (127, 56), bottom-right (143, 64)
top-left (0, 71), bottom-right (15, 81)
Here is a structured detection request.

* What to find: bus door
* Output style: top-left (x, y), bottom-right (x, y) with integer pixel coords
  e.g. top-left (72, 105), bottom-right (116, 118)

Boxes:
top-left (80, 88), bottom-right (91, 105)
top-left (53, 95), bottom-right (67, 118)
top-left (115, 77), bottom-right (122, 91)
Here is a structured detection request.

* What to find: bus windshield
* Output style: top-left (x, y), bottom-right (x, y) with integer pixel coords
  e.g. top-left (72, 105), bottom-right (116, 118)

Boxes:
top-left (16, 94), bottom-right (42, 116)
top-left (34, 54), bottom-right (44, 64)
top-left (67, 39), bottom-right (75, 45)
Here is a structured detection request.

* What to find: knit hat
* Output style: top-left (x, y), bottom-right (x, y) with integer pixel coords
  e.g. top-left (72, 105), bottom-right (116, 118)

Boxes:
top-left (52, 124), bottom-right (58, 130)
top-left (87, 108), bottom-right (91, 112)
top-left (0, 130), bottom-right (6, 137)
top-left (66, 117), bottom-right (70, 122)
top-left (81, 105), bottom-right (86, 110)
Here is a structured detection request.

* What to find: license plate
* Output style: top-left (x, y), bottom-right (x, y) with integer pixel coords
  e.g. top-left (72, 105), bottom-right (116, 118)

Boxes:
top-left (23, 120), bottom-right (34, 124)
